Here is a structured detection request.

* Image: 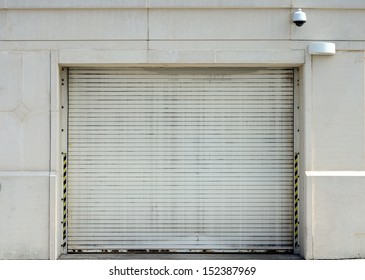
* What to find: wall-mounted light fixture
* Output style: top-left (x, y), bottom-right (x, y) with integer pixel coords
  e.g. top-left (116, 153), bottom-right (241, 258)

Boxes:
top-left (308, 42), bottom-right (336, 55)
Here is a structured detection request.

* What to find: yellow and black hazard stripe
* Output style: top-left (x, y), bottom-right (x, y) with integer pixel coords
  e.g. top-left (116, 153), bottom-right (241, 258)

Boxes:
top-left (294, 153), bottom-right (299, 248)
top-left (62, 153), bottom-right (67, 248)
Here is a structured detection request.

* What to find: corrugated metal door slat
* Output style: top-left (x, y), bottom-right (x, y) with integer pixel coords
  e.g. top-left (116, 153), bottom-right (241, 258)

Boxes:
top-left (67, 68), bottom-right (294, 252)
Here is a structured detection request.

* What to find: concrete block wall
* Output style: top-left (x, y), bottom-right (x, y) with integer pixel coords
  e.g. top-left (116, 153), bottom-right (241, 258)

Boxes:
top-left (0, 51), bottom-right (51, 259)
top-left (0, 0), bottom-right (364, 259)
top-left (310, 52), bottom-right (365, 259)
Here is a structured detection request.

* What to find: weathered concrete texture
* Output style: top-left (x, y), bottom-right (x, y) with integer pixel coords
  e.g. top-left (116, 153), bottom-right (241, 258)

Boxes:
top-left (0, 10), bottom-right (147, 41)
top-left (0, 51), bottom-right (50, 171)
top-left (58, 49), bottom-right (305, 65)
top-left (0, 52), bottom-right (22, 111)
top-left (149, 9), bottom-right (290, 40)
top-left (0, 113), bottom-right (22, 170)
top-left (2, 6), bottom-right (365, 42)
top-left (291, 9), bottom-right (365, 41)
top-left (2, 0), bottom-right (365, 9)
top-left (313, 177), bottom-right (365, 259)
top-left (312, 52), bottom-right (365, 171)
top-left (0, 176), bottom-right (49, 259)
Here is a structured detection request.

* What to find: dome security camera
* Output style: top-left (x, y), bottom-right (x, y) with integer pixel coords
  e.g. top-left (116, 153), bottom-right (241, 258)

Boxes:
top-left (292, 9), bottom-right (307, 27)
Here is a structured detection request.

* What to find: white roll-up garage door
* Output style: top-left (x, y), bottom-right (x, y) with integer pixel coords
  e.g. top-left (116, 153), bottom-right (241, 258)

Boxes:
top-left (66, 68), bottom-right (294, 252)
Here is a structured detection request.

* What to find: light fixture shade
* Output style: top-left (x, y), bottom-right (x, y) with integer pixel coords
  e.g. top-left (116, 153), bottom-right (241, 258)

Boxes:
top-left (308, 42), bottom-right (336, 55)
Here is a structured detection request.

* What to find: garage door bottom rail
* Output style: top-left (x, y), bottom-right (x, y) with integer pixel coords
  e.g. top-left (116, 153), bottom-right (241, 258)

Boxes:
top-left (60, 252), bottom-right (301, 260)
